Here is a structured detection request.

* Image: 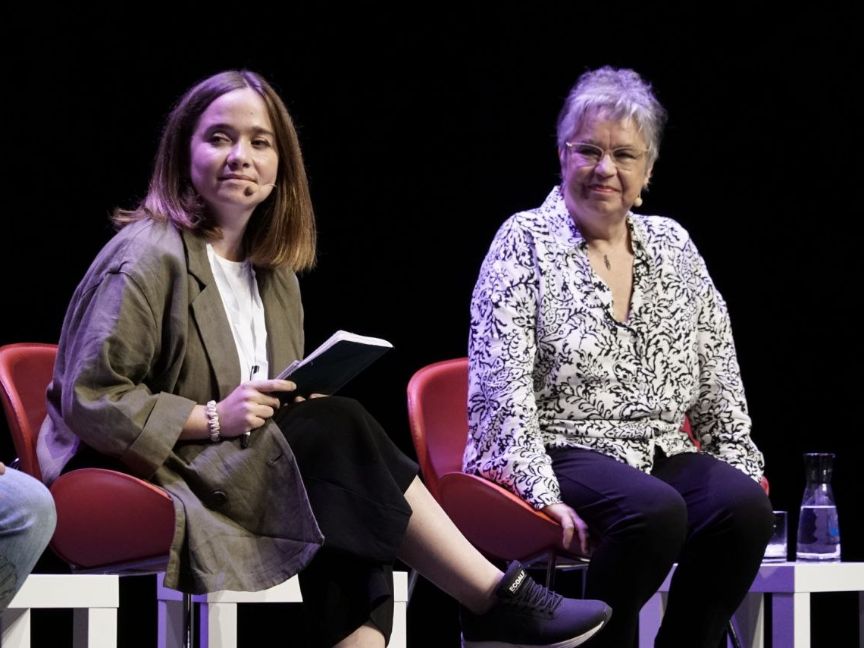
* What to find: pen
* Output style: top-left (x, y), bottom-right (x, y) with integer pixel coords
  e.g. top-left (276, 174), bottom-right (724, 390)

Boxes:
top-left (241, 364), bottom-right (259, 449)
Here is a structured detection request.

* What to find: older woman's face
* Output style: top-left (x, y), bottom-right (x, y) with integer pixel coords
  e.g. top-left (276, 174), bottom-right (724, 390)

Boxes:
top-left (559, 116), bottom-right (652, 224)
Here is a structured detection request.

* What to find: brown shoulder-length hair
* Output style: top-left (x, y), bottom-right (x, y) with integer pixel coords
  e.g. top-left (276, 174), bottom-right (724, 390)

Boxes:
top-left (113, 70), bottom-right (316, 271)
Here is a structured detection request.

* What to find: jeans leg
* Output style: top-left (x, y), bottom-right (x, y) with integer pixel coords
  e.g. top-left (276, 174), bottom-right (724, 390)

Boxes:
top-left (0, 468), bottom-right (57, 610)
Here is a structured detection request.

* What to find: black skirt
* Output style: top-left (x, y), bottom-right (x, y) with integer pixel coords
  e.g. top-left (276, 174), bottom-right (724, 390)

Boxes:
top-left (65, 395), bottom-right (418, 647)
top-left (274, 396), bottom-right (418, 646)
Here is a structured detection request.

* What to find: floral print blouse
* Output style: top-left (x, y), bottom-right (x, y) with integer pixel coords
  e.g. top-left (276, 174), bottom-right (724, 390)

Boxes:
top-left (465, 187), bottom-right (764, 509)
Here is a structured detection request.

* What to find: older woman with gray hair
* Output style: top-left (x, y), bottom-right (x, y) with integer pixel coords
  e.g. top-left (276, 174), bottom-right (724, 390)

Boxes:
top-left (466, 66), bottom-right (773, 647)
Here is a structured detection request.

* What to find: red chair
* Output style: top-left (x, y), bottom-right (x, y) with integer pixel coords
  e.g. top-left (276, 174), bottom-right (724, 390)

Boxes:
top-left (407, 358), bottom-right (582, 586)
top-left (0, 343), bottom-right (186, 646)
top-left (408, 357), bottom-right (768, 648)
top-left (1, 343), bottom-right (412, 648)
top-left (0, 343), bottom-right (176, 571)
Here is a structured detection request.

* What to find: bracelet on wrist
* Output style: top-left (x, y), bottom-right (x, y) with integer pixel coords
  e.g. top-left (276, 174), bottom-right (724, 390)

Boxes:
top-left (205, 400), bottom-right (222, 443)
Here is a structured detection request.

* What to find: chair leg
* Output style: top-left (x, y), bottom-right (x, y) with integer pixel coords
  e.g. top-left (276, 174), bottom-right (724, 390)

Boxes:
top-left (157, 596), bottom-right (184, 648)
top-left (200, 602), bottom-right (238, 648)
top-left (73, 607), bottom-right (118, 648)
top-left (726, 619), bottom-right (742, 648)
top-left (390, 571), bottom-right (409, 648)
top-left (1, 608), bottom-right (30, 648)
top-left (730, 592), bottom-right (765, 648)
top-left (545, 551), bottom-right (557, 589)
top-left (183, 592), bottom-right (195, 648)
top-left (406, 568), bottom-right (419, 605)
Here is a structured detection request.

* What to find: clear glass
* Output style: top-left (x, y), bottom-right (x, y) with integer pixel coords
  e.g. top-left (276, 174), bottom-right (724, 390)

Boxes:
top-left (763, 510), bottom-right (788, 562)
top-left (795, 452), bottom-right (841, 561)
top-left (564, 142), bottom-right (648, 170)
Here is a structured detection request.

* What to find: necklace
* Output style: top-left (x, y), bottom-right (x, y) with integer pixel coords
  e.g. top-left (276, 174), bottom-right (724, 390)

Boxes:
top-left (587, 246), bottom-right (612, 271)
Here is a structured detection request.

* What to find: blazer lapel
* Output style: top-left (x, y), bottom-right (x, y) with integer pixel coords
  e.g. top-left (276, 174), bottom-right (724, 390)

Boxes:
top-left (183, 230), bottom-right (241, 399)
top-left (258, 271), bottom-right (297, 376)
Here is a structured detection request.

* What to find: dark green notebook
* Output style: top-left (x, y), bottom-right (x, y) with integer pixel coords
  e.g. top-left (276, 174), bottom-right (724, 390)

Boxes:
top-left (277, 330), bottom-right (393, 396)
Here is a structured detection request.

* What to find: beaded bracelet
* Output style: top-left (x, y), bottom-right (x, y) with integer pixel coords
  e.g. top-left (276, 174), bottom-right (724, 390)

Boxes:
top-left (205, 400), bottom-right (222, 443)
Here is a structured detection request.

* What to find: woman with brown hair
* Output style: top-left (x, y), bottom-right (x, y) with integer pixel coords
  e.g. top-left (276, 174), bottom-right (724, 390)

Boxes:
top-left (37, 69), bottom-right (610, 647)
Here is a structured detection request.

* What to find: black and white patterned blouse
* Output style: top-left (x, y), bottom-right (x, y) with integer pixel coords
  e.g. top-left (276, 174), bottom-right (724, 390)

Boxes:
top-left (465, 187), bottom-right (764, 509)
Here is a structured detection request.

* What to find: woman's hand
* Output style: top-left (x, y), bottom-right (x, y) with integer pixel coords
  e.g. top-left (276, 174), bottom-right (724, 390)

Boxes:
top-left (216, 379), bottom-right (296, 438)
top-left (542, 502), bottom-right (591, 555)
top-left (181, 379), bottom-right (297, 441)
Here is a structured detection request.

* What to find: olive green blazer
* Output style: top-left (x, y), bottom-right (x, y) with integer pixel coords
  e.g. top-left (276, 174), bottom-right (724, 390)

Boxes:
top-left (38, 218), bottom-right (323, 593)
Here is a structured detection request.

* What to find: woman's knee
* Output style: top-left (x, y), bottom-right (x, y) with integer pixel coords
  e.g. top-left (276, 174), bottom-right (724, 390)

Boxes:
top-left (715, 479), bottom-right (774, 545)
top-left (28, 484), bottom-right (57, 546)
top-left (607, 485), bottom-right (688, 550)
top-left (554, 452), bottom-right (689, 550)
top-left (656, 453), bottom-right (774, 548)
top-left (280, 396), bottom-right (367, 440)
top-left (1, 470), bottom-right (57, 541)
top-left (292, 395), bottom-right (370, 427)
top-left (280, 395), bottom-right (397, 468)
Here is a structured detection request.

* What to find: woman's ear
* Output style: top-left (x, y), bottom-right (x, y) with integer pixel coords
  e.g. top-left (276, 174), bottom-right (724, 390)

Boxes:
top-left (558, 147), bottom-right (568, 177)
top-left (644, 164), bottom-right (654, 188)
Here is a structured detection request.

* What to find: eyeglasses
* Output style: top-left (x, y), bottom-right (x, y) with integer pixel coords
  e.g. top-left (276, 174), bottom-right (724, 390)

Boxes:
top-left (565, 142), bottom-right (648, 171)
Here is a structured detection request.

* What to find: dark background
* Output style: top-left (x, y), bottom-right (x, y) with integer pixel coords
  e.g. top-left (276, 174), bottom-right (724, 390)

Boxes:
top-left (2, 6), bottom-right (861, 646)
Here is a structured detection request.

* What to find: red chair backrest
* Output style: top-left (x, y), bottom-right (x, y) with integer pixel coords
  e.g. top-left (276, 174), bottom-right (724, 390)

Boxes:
top-left (0, 343), bottom-right (57, 482)
top-left (407, 358), bottom-right (470, 501)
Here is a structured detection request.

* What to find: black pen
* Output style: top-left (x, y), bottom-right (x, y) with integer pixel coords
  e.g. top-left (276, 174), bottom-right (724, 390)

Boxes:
top-left (241, 365), bottom-right (259, 449)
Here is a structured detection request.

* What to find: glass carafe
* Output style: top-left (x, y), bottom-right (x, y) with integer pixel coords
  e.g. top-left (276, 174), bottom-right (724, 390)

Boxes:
top-left (795, 452), bottom-right (840, 561)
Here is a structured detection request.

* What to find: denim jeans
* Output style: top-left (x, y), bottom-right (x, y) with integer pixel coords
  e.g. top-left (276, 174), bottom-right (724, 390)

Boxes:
top-left (0, 468), bottom-right (56, 609)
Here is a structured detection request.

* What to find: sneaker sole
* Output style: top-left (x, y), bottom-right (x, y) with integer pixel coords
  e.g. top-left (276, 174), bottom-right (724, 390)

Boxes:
top-left (461, 618), bottom-right (607, 648)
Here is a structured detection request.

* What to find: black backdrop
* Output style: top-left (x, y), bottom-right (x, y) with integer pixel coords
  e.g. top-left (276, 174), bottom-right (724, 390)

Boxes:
top-left (3, 6), bottom-right (861, 647)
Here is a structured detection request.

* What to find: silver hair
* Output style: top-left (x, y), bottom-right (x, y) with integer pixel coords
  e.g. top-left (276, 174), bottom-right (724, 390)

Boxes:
top-left (556, 66), bottom-right (667, 167)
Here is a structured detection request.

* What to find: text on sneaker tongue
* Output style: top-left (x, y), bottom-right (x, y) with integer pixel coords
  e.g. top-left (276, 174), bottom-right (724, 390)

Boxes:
top-left (508, 570), bottom-right (527, 594)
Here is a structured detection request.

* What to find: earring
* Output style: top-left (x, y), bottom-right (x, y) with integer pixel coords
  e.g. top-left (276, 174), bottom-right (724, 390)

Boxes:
top-left (633, 195), bottom-right (643, 208)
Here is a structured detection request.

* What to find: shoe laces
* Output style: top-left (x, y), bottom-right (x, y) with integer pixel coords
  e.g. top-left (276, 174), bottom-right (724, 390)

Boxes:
top-left (508, 577), bottom-right (563, 615)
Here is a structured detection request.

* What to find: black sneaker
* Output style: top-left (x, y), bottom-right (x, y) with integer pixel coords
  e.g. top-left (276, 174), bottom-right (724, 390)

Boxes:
top-left (460, 562), bottom-right (611, 648)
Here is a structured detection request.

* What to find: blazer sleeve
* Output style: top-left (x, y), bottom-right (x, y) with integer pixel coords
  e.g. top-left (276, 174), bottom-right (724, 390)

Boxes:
top-left (55, 262), bottom-right (196, 479)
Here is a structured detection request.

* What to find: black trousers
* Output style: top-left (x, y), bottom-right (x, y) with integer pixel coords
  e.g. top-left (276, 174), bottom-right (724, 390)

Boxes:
top-left (276, 397), bottom-right (418, 647)
top-left (548, 447), bottom-right (773, 648)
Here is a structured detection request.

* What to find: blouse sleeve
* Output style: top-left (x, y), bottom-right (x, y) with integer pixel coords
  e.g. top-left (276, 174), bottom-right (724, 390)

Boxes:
top-left (684, 238), bottom-right (765, 480)
top-left (465, 219), bottom-right (562, 508)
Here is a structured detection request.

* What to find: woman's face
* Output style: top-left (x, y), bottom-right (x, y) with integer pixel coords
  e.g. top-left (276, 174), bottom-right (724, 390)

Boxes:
top-left (558, 115), bottom-right (653, 225)
top-left (189, 87), bottom-right (279, 226)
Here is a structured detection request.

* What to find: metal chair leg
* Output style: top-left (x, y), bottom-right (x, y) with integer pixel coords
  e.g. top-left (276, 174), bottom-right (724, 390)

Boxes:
top-left (726, 618), bottom-right (742, 648)
top-left (545, 551), bottom-right (558, 589)
top-left (406, 568), bottom-right (419, 605)
top-left (183, 593), bottom-right (195, 648)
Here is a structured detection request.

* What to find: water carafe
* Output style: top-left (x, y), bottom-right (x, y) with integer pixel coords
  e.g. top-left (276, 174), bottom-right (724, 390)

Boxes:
top-left (795, 452), bottom-right (840, 561)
